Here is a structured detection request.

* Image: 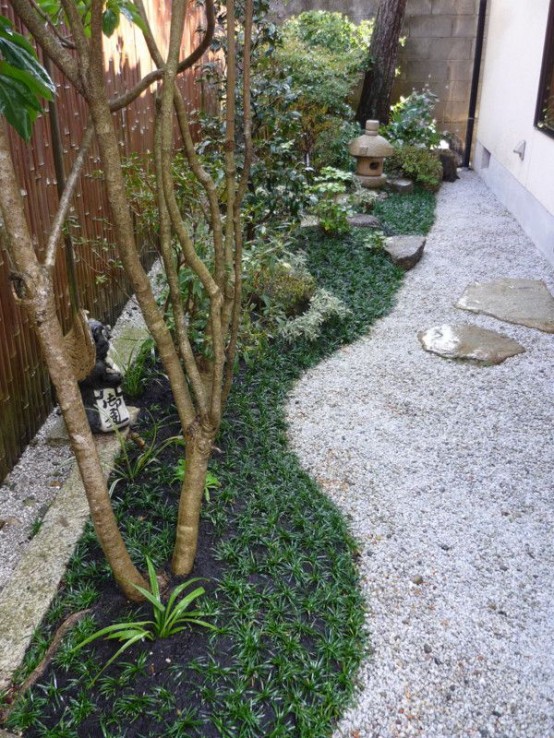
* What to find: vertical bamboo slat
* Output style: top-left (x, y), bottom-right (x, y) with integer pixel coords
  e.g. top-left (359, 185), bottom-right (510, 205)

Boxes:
top-left (0, 0), bottom-right (212, 480)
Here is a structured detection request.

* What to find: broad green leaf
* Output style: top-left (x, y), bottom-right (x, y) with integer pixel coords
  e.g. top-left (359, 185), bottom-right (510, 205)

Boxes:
top-left (72, 620), bottom-right (151, 650)
top-left (0, 75), bottom-right (40, 139)
top-left (145, 556), bottom-right (160, 601)
top-left (0, 35), bottom-right (55, 96)
top-left (118, 1), bottom-right (148, 33)
top-left (0, 15), bottom-right (55, 138)
top-left (165, 579), bottom-right (203, 613)
top-left (102, 7), bottom-right (120, 37)
top-left (0, 60), bottom-right (53, 101)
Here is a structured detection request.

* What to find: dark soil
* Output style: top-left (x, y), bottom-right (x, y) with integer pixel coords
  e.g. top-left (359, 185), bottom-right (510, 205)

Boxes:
top-left (3, 227), bottom-right (405, 738)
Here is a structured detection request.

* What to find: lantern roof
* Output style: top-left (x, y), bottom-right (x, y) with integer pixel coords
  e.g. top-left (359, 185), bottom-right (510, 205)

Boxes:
top-left (349, 120), bottom-right (394, 158)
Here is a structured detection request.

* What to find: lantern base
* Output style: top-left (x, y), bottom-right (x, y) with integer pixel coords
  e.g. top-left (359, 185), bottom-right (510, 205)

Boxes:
top-left (355, 173), bottom-right (387, 189)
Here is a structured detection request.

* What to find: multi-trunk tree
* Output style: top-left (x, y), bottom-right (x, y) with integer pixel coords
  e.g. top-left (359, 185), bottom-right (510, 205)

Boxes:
top-left (0, 0), bottom-right (253, 598)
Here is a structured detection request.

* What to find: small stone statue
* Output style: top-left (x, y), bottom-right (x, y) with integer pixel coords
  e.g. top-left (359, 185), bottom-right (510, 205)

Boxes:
top-left (79, 319), bottom-right (130, 433)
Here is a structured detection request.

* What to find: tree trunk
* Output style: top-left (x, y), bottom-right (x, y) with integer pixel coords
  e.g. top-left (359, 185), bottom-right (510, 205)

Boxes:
top-left (0, 122), bottom-right (146, 601)
top-left (172, 425), bottom-right (215, 576)
top-left (357, 0), bottom-right (408, 126)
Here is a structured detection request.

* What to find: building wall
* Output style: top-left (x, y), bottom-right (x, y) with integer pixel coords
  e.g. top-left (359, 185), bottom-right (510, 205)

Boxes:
top-left (475, 0), bottom-right (554, 265)
top-left (269, 0), bottom-right (479, 143)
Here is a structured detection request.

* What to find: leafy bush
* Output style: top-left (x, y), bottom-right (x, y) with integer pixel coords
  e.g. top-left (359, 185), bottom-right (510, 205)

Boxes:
top-left (239, 242), bottom-right (318, 355)
top-left (254, 11), bottom-right (372, 167)
top-left (312, 119), bottom-right (361, 171)
top-left (286, 10), bottom-right (372, 54)
top-left (307, 167), bottom-right (353, 235)
top-left (383, 87), bottom-right (441, 149)
top-left (278, 288), bottom-right (351, 343)
top-left (385, 146), bottom-right (443, 191)
top-left (349, 180), bottom-right (380, 213)
top-left (249, 256), bottom-right (316, 318)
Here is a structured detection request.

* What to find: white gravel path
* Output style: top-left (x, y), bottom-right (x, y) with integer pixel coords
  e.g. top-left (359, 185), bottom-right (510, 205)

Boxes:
top-left (286, 171), bottom-right (554, 738)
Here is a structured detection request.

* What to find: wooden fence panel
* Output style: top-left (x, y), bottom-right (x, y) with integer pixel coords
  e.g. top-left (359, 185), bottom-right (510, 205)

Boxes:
top-left (0, 1), bottom-right (214, 480)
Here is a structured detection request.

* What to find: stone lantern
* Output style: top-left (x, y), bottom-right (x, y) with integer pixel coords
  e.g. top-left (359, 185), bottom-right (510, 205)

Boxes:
top-left (349, 120), bottom-right (394, 188)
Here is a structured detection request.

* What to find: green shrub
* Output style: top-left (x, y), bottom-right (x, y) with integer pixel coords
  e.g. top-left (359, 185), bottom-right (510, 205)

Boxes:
top-left (249, 256), bottom-right (316, 318)
top-left (349, 181), bottom-right (379, 213)
top-left (255, 12), bottom-right (372, 167)
top-left (312, 119), bottom-right (360, 171)
top-left (286, 10), bottom-right (372, 54)
top-left (383, 87), bottom-right (442, 149)
top-left (385, 146), bottom-right (443, 191)
top-left (278, 288), bottom-right (351, 343)
top-left (307, 167), bottom-right (353, 235)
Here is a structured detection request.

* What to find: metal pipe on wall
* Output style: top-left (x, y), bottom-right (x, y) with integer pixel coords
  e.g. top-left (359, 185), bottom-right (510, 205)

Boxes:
top-left (463, 0), bottom-right (488, 168)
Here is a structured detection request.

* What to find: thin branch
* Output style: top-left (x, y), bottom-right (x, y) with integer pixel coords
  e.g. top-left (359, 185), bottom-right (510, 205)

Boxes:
top-left (153, 115), bottom-right (208, 415)
top-left (29, 0), bottom-right (76, 49)
top-left (132, 0), bottom-right (225, 291)
top-left (60, 0), bottom-right (90, 63)
top-left (159, 0), bottom-right (225, 424)
top-left (158, 1), bottom-right (219, 303)
top-left (45, 123), bottom-right (94, 271)
top-left (108, 0), bottom-right (216, 112)
top-left (237, 0), bottom-right (254, 207)
top-left (223, 0), bottom-right (253, 404)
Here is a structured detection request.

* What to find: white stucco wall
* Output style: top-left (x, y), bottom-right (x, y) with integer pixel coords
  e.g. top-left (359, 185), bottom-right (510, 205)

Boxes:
top-left (475, 0), bottom-right (554, 265)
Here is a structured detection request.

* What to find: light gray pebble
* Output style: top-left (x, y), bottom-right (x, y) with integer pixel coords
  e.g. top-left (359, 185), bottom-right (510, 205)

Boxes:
top-left (287, 172), bottom-right (554, 738)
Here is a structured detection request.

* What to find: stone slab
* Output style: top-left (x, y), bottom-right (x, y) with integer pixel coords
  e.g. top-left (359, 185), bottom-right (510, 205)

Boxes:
top-left (384, 236), bottom-right (426, 271)
top-left (347, 214), bottom-right (381, 229)
top-left (418, 324), bottom-right (526, 364)
top-left (456, 278), bottom-right (554, 333)
top-left (0, 423), bottom-right (136, 691)
top-left (0, 319), bottom-right (149, 692)
top-left (109, 324), bottom-right (150, 371)
top-left (386, 178), bottom-right (414, 194)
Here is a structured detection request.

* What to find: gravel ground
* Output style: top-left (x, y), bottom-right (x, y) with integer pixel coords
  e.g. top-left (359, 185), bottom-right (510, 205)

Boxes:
top-left (287, 171), bottom-right (554, 738)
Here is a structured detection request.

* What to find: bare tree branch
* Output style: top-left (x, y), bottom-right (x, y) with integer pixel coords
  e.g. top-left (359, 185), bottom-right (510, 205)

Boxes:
top-left (223, 0), bottom-right (253, 403)
top-left (108, 0), bottom-right (216, 112)
top-left (45, 123), bottom-right (94, 271)
top-left (153, 115), bottom-right (208, 415)
top-left (29, 0), bottom-right (76, 49)
top-left (59, 0), bottom-right (90, 63)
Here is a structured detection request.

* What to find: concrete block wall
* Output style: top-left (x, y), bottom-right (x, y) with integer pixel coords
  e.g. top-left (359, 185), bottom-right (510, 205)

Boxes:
top-left (395, 0), bottom-right (479, 144)
top-left (270, 0), bottom-right (479, 145)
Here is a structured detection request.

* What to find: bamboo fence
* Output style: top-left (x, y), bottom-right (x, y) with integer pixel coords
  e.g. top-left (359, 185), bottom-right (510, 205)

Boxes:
top-left (0, 1), bottom-right (216, 480)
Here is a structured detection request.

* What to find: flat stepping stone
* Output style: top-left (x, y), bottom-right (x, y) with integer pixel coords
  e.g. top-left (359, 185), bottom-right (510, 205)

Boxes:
top-left (384, 235), bottom-right (425, 271)
top-left (418, 324), bottom-right (525, 364)
top-left (387, 177), bottom-right (414, 194)
top-left (347, 214), bottom-right (381, 228)
top-left (456, 278), bottom-right (554, 333)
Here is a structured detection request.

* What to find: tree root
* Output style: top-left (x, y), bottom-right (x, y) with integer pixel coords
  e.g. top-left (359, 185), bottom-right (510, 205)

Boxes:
top-left (0, 609), bottom-right (91, 724)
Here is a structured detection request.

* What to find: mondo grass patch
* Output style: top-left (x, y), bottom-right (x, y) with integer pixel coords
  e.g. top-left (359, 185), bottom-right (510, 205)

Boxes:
top-left (1, 228), bottom-right (406, 738)
top-left (374, 187), bottom-right (436, 235)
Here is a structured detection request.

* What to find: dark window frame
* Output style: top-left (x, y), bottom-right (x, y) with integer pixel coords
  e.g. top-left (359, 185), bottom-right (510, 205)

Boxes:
top-left (535, 0), bottom-right (554, 138)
